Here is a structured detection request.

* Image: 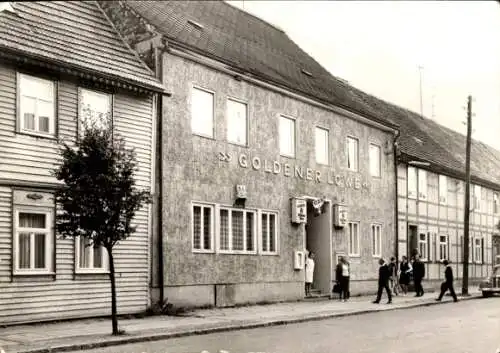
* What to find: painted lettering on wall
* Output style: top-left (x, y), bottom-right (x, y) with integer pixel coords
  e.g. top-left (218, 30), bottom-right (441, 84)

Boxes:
top-left (230, 152), bottom-right (370, 191)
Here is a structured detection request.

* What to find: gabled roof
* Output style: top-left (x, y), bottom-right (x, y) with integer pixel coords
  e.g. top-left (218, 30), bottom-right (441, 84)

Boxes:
top-left (0, 1), bottom-right (163, 92)
top-left (118, 0), bottom-right (500, 189)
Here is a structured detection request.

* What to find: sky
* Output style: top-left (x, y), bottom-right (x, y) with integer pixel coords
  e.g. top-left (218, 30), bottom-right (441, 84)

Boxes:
top-left (227, 1), bottom-right (500, 150)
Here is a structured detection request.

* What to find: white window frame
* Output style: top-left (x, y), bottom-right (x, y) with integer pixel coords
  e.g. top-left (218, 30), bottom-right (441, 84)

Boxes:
top-left (348, 221), bottom-right (360, 257)
top-left (192, 202), bottom-right (215, 253)
top-left (79, 87), bottom-right (112, 137)
top-left (439, 175), bottom-right (447, 204)
top-left (369, 143), bottom-right (381, 177)
top-left (418, 169), bottom-right (427, 200)
top-left (226, 97), bottom-right (248, 146)
top-left (494, 192), bottom-right (499, 214)
top-left (74, 236), bottom-right (108, 274)
top-left (315, 126), bottom-right (329, 165)
top-left (259, 210), bottom-right (279, 255)
top-left (17, 73), bottom-right (56, 137)
top-left (407, 166), bottom-right (417, 199)
top-left (13, 207), bottom-right (54, 275)
top-left (191, 86), bottom-right (215, 138)
top-left (218, 206), bottom-right (257, 254)
top-left (371, 223), bottom-right (382, 257)
top-left (346, 136), bottom-right (359, 172)
top-left (474, 237), bottom-right (483, 263)
top-left (418, 232), bottom-right (428, 261)
top-left (474, 185), bottom-right (481, 211)
top-left (439, 234), bottom-right (448, 261)
top-left (279, 115), bottom-right (296, 158)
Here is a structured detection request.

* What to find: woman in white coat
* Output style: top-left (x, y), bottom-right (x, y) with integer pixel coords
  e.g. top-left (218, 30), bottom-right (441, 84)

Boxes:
top-left (305, 251), bottom-right (315, 297)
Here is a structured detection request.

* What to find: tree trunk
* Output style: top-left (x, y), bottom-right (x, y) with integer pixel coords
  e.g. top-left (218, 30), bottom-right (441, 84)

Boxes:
top-left (107, 247), bottom-right (119, 335)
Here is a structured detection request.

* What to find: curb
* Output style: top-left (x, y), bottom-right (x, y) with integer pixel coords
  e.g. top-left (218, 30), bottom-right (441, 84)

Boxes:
top-left (12, 295), bottom-right (482, 353)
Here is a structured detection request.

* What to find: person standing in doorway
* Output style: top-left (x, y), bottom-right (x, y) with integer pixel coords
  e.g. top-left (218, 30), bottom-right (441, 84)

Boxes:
top-left (335, 256), bottom-right (350, 302)
top-left (399, 256), bottom-right (412, 296)
top-left (413, 254), bottom-right (426, 297)
top-left (436, 259), bottom-right (458, 302)
top-left (305, 251), bottom-right (315, 297)
top-left (373, 258), bottom-right (392, 304)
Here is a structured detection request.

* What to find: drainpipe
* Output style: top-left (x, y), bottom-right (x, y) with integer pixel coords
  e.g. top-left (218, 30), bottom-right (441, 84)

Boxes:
top-left (393, 130), bottom-right (401, 267)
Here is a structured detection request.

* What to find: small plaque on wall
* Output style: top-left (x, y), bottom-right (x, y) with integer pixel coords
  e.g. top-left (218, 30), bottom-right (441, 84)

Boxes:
top-left (291, 198), bottom-right (307, 224)
top-left (235, 184), bottom-right (247, 199)
top-left (333, 204), bottom-right (348, 228)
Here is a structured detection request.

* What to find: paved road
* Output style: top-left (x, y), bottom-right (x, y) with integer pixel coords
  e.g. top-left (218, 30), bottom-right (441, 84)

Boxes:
top-left (83, 298), bottom-right (500, 353)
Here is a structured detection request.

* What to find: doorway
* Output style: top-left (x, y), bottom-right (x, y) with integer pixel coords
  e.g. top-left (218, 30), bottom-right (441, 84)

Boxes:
top-left (408, 224), bottom-right (418, 257)
top-left (305, 198), bottom-right (332, 295)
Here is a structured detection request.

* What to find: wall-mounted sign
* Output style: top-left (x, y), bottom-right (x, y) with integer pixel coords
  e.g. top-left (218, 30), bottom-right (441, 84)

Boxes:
top-left (235, 184), bottom-right (247, 199)
top-left (291, 198), bottom-right (307, 224)
top-left (26, 193), bottom-right (43, 201)
top-left (333, 204), bottom-right (348, 228)
top-left (312, 197), bottom-right (325, 216)
top-left (217, 151), bottom-right (371, 192)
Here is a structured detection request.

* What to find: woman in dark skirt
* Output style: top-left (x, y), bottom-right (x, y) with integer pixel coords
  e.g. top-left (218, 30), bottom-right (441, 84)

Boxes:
top-left (399, 256), bottom-right (412, 295)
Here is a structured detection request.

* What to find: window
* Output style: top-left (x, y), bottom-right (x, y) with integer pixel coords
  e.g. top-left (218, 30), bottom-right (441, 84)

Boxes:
top-left (315, 127), bottom-right (329, 165)
top-left (279, 116), bottom-right (296, 157)
top-left (219, 207), bottom-right (256, 253)
top-left (75, 236), bottom-right (107, 273)
top-left (191, 87), bottom-right (214, 137)
top-left (192, 203), bottom-right (214, 252)
top-left (407, 167), bottom-right (417, 199)
top-left (460, 235), bottom-right (473, 263)
top-left (261, 211), bottom-right (278, 254)
top-left (474, 237), bottom-right (483, 263)
top-left (227, 99), bottom-right (247, 145)
top-left (346, 136), bottom-right (359, 171)
top-left (418, 232), bottom-right (428, 260)
top-left (439, 175), bottom-right (447, 204)
top-left (439, 235), bottom-right (448, 261)
top-left (369, 144), bottom-right (381, 177)
top-left (18, 73), bottom-right (56, 136)
top-left (14, 209), bottom-right (53, 274)
top-left (348, 222), bottom-right (360, 256)
top-left (79, 88), bottom-right (112, 135)
top-left (418, 169), bottom-right (427, 200)
top-left (495, 193), bottom-right (499, 214)
top-left (473, 185), bottom-right (481, 211)
top-left (371, 224), bottom-right (382, 257)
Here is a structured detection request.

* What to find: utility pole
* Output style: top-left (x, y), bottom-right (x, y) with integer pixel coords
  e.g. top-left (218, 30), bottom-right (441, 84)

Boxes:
top-left (462, 95), bottom-right (472, 296)
top-left (418, 66), bottom-right (424, 116)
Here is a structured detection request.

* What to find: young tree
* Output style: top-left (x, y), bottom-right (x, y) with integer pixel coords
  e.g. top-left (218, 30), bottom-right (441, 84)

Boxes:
top-left (54, 127), bottom-right (151, 335)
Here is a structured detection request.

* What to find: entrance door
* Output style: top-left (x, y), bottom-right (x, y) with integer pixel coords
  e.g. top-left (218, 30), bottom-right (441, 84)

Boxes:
top-left (408, 225), bottom-right (418, 258)
top-left (305, 200), bottom-right (332, 295)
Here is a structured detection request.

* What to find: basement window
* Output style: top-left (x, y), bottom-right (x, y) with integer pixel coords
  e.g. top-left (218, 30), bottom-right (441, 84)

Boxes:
top-left (187, 19), bottom-right (204, 30)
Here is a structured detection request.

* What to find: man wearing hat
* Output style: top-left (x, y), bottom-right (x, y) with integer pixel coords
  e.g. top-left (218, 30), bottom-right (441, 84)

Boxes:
top-left (436, 259), bottom-right (458, 302)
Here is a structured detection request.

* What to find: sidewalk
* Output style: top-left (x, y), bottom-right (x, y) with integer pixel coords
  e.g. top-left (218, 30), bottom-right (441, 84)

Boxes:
top-left (0, 290), bottom-right (481, 353)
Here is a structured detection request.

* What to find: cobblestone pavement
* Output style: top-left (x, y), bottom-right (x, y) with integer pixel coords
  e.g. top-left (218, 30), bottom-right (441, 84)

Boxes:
top-left (81, 298), bottom-right (500, 353)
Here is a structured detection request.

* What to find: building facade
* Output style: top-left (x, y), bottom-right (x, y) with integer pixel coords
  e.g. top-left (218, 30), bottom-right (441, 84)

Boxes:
top-left (101, 0), bottom-right (399, 308)
top-left (0, 1), bottom-right (163, 324)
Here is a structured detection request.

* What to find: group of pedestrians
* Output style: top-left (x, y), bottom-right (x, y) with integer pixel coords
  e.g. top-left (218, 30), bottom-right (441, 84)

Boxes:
top-left (311, 251), bottom-right (459, 304)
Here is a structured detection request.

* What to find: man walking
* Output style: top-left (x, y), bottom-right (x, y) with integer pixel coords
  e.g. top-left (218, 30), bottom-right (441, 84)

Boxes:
top-left (413, 254), bottom-right (425, 297)
top-left (436, 259), bottom-right (458, 302)
top-left (373, 258), bottom-right (392, 304)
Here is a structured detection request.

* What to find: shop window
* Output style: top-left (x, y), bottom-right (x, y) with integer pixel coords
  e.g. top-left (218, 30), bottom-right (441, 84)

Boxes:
top-left (261, 211), bottom-right (278, 254)
top-left (369, 144), bottom-right (381, 177)
top-left (79, 88), bottom-right (112, 137)
top-left (75, 236), bottom-right (107, 273)
top-left (227, 98), bottom-right (248, 146)
top-left (494, 193), bottom-right (499, 214)
top-left (348, 222), bottom-right (360, 256)
top-left (439, 234), bottom-right (448, 261)
top-left (439, 175), bottom-right (447, 204)
top-left (18, 73), bottom-right (56, 137)
top-left (474, 237), bottom-right (483, 263)
top-left (219, 207), bottom-right (256, 253)
top-left (371, 223), bottom-right (382, 257)
top-left (279, 115), bottom-right (296, 157)
top-left (407, 167), bottom-right (417, 199)
top-left (315, 127), bottom-right (329, 165)
top-left (418, 169), bottom-right (427, 200)
top-left (346, 136), bottom-right (359, 172)
top-left (13, 209), bottom-right (54, 274)
top-left (191, 87), bottom-right (214, 138)
top-left (418, 232), bottom-right (428, 260)
top-left (192, 203), bottom-right (214, 252)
